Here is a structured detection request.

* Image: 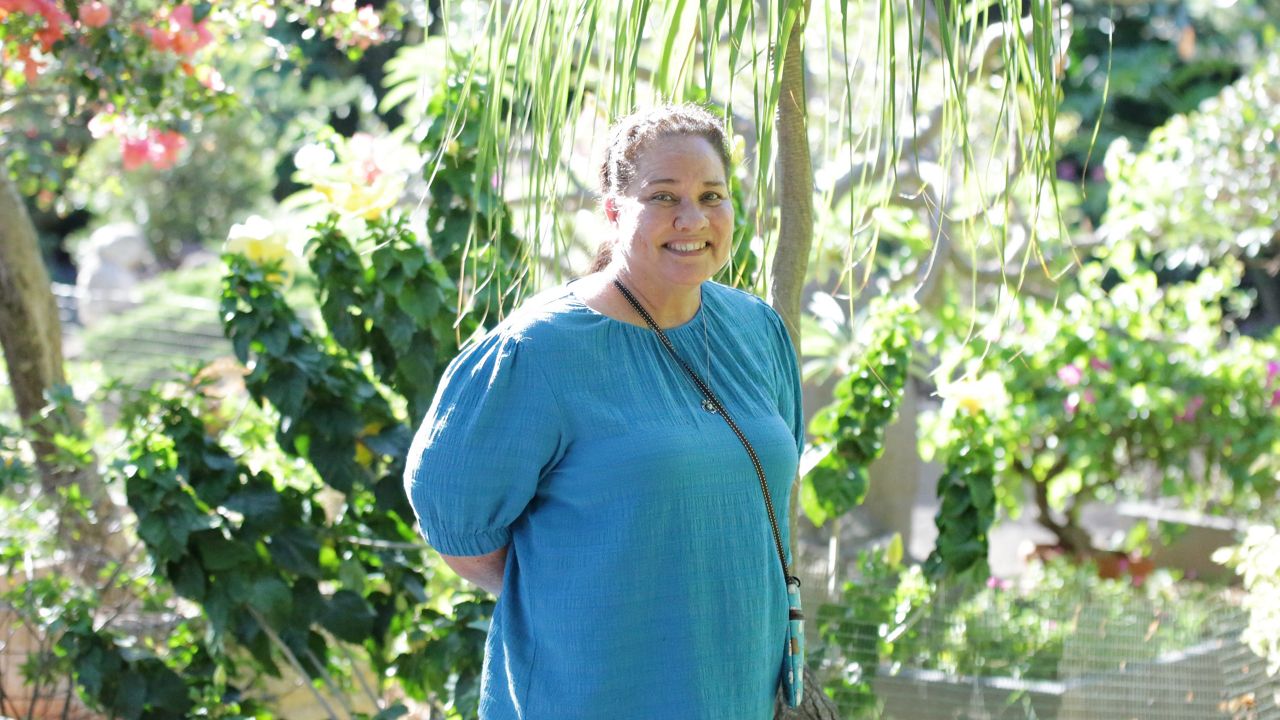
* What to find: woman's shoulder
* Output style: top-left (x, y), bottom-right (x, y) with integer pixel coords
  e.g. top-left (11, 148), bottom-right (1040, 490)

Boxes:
top-left (703, 281), bottom-right (781, 325)
top-left (465, 284), bottom-right (590, 353)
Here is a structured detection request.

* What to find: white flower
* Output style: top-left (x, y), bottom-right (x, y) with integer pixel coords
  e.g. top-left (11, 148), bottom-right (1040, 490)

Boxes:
top-left (294, 143), bottom-right (337, 177)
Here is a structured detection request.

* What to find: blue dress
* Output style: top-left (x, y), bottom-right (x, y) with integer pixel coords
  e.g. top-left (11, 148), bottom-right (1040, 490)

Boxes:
top-left (404, 281), bottom-right (803, 719)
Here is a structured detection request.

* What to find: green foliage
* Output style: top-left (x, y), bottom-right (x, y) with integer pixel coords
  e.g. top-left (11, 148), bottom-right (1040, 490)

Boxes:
top-left (802, 298), bottom-right (918, 527)
top-left (1214, 526), bottom-right (1280, 676)
top-left (4, 70), bottom-right (521, 720)
top-left (1058, 0), bottom-right (1276, 220)
top-left (1103, 50), bottom-right (1280, 268)
top-left (924, 412), bottom-right (997, 581)
top-left (222, 254), bottom-right (401, 493)
top-left (923, 257), bottom-right (1280, 553)
top-left (0, 420), bottom-right (32, 492)
top-left (308, 215), bottom-right (463, 422)
top-left (417, 75), bottom-right (525, 312)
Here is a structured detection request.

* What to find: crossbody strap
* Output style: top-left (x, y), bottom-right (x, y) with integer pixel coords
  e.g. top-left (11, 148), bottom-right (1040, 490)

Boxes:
top-left (613, 280), bottom-right (796, 587)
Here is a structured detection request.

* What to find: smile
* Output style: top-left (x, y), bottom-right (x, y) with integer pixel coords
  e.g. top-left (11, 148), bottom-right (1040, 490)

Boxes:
top-left (665, 241), bottom-right (709, 253)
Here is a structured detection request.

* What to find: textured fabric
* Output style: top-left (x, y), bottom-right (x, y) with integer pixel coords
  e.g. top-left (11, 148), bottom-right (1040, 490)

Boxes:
top-left (404, 280), bottom-right (803, 720)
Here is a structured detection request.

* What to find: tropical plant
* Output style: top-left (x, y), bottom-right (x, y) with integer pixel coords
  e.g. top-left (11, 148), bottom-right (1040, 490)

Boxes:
top-left (0, 0), bottom-right (410, 551)
top-left (1101, 49), bottom-right (1279, 283)
top-left (922, 254), bottom-right (1280, 556)
top-left (1214, 525), bottom-right (1280, 677)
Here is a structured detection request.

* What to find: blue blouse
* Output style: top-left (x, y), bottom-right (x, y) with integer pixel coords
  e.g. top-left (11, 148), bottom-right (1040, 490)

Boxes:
top-left (404, 281), bottom-right (803, 719)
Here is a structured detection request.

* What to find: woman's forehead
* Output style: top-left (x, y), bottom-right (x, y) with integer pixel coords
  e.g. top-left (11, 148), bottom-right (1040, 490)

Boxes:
top-left (632, 136), bottom-right (726, 184)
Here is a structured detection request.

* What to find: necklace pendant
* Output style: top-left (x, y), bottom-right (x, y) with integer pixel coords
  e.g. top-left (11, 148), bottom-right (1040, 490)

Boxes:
top-left (702, 398), bottom-right (718, 414)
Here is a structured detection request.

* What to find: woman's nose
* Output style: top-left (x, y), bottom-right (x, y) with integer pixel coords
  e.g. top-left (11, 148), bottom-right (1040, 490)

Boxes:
top-left (673, 198), bottom-right (709, 231)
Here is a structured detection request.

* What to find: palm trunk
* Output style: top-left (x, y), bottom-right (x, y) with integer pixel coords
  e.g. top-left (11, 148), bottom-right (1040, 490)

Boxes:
top-left (767, 2), bottom-right (841, 719)
top-left (768, 0), bottom-right (814, 349)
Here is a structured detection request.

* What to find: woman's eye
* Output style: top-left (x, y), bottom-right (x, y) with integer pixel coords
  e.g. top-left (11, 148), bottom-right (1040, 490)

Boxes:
top-left (650, 193), bottom-right (676, 202)
top-left (701, 193), bottom-right (724, 204)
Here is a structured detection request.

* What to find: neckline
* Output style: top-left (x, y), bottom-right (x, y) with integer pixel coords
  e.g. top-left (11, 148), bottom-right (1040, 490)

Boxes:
top-left (565, 278), bottom-right (706, 333)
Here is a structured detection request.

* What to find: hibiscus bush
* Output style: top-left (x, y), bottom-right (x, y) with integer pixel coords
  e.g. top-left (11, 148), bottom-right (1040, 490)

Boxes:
top-left (0, 0), bottom-right (407, 209)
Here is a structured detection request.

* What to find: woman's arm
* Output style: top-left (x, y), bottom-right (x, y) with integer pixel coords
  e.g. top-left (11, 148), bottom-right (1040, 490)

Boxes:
top-left (440, 546), bottom-right (508, 596)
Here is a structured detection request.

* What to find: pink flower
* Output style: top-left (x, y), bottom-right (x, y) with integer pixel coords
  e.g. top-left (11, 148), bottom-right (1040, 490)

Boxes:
top-left (78, 1), bottom-right (110, 28)
top-left (1090, 358), bottom-right (1113, 372)
top-left (1057, 364), bottom-right (1083, 387)
top-left (121, 137), bottom-right (151, 170)
top-left (1272, 389), bottom-right (1280, 409)
top-left (119, 129), bottom-right (187, 171)
top-left (1267, 361), bottom-right (1280, 388)
top-left (1175, 395), bottom-right (1205, 423)
top-left (148, 5), bottom-right (213, 57)
top-left (150, 130), bottom-right (187, 169)
top-left (986, 576), bottom-right (1010, 591)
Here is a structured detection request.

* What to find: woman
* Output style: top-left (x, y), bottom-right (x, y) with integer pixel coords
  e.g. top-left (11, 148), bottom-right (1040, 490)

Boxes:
top-left (404, 104), bottom-right (802, 719)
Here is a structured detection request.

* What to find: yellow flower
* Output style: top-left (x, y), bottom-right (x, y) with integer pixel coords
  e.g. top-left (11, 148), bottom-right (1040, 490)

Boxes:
top-left (297, 133), bottom-right (414, 221)
top-left (313, 173), bottom-right (404, 221)
top-left (937, 372), bottom-right (1009, 417)
top-left (354, 422), bottom-right (384, 468)
top-left (225, 215), bottom-right (299, 284)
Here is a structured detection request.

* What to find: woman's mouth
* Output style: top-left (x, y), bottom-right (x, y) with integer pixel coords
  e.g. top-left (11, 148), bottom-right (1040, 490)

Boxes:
top-left (665, 241), bottom-right (709, 255)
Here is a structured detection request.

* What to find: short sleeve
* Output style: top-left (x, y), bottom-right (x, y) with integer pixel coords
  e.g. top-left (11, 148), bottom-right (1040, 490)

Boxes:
top-left (766, 306), bottom-right (804, 451)
top-left (403, 331), bottom-right (565, 556)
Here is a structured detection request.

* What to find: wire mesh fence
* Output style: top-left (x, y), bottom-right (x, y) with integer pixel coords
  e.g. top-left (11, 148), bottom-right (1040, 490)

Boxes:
top-left (809, 567), bottom-right (1278, 720)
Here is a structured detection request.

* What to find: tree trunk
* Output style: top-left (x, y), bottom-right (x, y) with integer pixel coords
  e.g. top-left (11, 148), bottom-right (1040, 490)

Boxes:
top-left (767, 2), bottom-right (842, 719)
top-left (0, 170), bottom-right (120, 563)
top-left (0, 172), bottom-right (66, 436)
top-left (768, 0), bottom-right (814, 349)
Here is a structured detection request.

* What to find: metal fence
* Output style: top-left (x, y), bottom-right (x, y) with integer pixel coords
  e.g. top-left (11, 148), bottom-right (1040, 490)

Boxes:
top-left (810, 570), bottom-right (1278, 720)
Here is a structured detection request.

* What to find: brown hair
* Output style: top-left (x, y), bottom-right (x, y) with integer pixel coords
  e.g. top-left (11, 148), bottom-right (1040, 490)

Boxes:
top-left (589, 103), bottom-right (731, 273)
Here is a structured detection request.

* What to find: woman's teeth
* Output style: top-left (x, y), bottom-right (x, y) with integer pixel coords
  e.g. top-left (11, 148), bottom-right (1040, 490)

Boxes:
top-left (667, 242), bottom-right (707, 252)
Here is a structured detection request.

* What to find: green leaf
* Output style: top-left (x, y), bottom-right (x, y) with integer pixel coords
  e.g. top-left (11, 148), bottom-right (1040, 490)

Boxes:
top-left (268, 527), bottom-right (322, 578)
top-left (113, 672), bottom-right (146, 720)
top-left (248, 576), bottom-right (293, 626)
top-left (197, 535), bottom-right (257, 571)
top-left (222, 487), bottom-right (284, 531)
top-left (321, 590), bottom-right (375, 642)
top-left (398, 282), bottom-right (442, 325)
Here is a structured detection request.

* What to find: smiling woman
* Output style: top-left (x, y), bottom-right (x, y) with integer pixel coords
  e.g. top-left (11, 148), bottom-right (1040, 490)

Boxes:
top-left (404, 104), bottom-right (803, 719)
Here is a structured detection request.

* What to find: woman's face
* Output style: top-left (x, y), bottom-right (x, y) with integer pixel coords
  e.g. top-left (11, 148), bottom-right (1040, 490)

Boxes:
top-left (606, 134), bottom-right (733, 293)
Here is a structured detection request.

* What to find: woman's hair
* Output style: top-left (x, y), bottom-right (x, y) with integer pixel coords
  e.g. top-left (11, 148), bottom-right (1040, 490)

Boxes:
top-left (589, 103), bottom-right (731, 273)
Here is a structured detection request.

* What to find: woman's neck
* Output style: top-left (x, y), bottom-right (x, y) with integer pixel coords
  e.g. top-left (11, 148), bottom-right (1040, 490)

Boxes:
top-left (610, 267), bottom-right (701, 328)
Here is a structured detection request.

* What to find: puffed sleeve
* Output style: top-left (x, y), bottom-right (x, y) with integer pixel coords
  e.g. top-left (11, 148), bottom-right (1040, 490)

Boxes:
top-left (403, 330), bottom-right (566, 556)
top-left (767, 307), bottom-right (805, 452)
